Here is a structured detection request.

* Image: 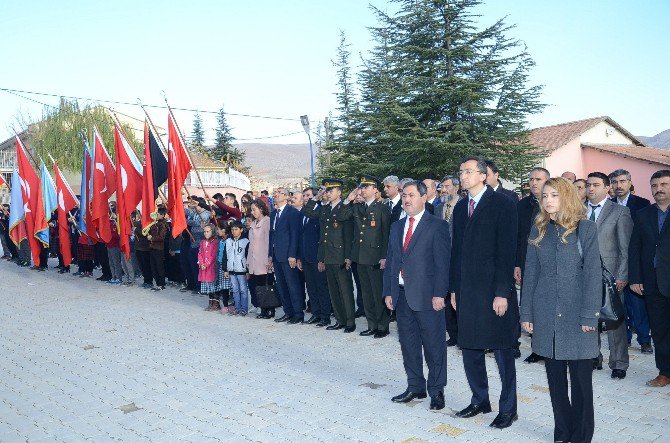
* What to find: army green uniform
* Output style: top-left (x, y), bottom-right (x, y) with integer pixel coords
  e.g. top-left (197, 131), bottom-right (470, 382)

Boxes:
top-left (348, 200), bottom-right (391, 333)
top-left (303, 199), bottom-right (356, 328)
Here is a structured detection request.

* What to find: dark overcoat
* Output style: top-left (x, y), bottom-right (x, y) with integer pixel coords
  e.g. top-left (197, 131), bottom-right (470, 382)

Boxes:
top-left (449, 186), bottom-right (518, 349)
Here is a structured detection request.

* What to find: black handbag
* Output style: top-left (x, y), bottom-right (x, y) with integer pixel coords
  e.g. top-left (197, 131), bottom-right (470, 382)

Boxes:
top-left (255, 275), bottom-right (281, 309)
top-left (576, 224), bottom-right (625, 323)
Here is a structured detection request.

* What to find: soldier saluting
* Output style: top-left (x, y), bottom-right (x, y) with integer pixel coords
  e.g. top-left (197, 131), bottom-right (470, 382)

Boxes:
top-left (303, 179), bottom-right (356, 332)
top-left (343, 176), bottom-right (392, 338)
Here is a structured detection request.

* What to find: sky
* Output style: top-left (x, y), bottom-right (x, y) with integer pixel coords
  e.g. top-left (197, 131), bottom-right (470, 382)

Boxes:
top-left (1, 0), bottom-right (669, 147)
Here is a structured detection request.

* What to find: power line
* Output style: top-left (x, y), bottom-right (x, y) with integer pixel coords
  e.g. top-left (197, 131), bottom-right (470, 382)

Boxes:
top-left (0, 87), bottom-right (300, 122)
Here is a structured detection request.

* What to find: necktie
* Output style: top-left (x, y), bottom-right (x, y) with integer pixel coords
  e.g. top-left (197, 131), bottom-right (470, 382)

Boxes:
top-left (388, 200), bottom-right (393, 209)
top-left (403, 217), bottom-right (415, 252)
top-left (589, 204), bottom-right (600, 221)
top-left (274, 208), bottom-right (282, 229)
top-left (468, 199), bottom-right (475, 217)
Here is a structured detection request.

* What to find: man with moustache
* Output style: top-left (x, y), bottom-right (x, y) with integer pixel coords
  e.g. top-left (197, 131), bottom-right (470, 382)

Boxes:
top-left (304, 179), bottom-right (356, 333)
top-left (586, 172), bottom-right (634, 378)
top-left (609, 169), bottom-right (653, 354)
top-left (450, 157), bottom-right (519, 429)
top-left (383, 176), bottom-right (403, 224)
top-left (297, 187), bottom-right (332, 327)
top-left (629, 170), bottom-right (670, 387)
top-left (384, 180), bottom-right (450, 410)
top-left (516, 167), bottom-right (550, 363)
top-left (344, 176), bottom-right (392, 338)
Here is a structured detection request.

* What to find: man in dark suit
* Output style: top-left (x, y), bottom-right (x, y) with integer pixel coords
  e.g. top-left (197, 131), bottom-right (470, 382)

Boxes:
top-left (423, 179), bottom-right (440, 212)
top-left (629, 169), bottom-right (670, 387)
top-left (485, 159), bottom-right (519, 202)
top-left (297, 187), bottom-right (331, 327)
top-left (609, 169), bottom-right (654, 354)
top-left (515, 167), bottom-right (550, 363)
top-left (304, 179), bottom-right (357, 332)
top-left (268, 187), bottom-right (304, 324)
top-left (383, 180), bottom-right (451, 410)
top-left (450, 157), bottom-right (519, 429)
top-left (344, 176), bottom-right (392, 338)
top-left (383, 175), bottom-right (403, 224)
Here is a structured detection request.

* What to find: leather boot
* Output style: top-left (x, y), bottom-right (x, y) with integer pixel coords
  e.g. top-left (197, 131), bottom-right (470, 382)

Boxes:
top-left (213, 300), bottom-right (221, 311)
top-left (205, 300), bottom-right (215, 311)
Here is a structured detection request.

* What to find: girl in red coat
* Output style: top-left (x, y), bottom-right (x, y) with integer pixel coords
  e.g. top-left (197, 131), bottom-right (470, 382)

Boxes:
top-left (197, 224), bottom-right (219, 304)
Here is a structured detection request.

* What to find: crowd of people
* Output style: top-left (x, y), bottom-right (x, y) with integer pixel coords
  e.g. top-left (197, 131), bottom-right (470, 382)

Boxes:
top-left (1, 158), bottom-right (669, 442)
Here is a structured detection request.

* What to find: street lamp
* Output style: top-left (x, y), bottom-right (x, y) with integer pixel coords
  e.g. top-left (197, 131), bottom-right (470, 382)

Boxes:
top-left (300, 115), bottom-right (315, 187)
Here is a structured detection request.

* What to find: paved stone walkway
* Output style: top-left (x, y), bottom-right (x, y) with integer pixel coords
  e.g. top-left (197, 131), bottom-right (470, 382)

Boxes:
top-left (1, 260), bottom-right (668, 442)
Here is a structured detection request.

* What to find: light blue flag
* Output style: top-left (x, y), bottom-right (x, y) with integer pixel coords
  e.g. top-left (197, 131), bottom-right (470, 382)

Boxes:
top-left (38, 162), bottom-right (57, 246)
top-left (8, 169), bottom-right (26, 246)
top-left (77, 143), bottom-right (92, 235)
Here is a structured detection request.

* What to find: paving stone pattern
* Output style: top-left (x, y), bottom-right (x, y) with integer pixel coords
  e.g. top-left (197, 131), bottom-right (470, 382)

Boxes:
top-left (1, 261), bottom-right (668, 442)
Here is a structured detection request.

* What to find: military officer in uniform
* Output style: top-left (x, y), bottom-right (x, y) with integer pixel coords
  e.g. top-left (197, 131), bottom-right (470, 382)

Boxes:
top-left (344, 176), bottom-right (392, 338)
top-left (303, 179), bottom-right (357, 333)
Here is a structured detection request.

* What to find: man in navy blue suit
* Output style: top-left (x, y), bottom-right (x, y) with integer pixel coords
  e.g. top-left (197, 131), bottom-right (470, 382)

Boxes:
top-left (609, 169), bottom-right (654, 354)
top-left (383, 180), bottom-right (451, 411)
top-left (268, 187), bottom-right (304, 324)
top-left (450, 157), bottom-right (519, 429)
top-left (297, 187), bottom-right (332, 326)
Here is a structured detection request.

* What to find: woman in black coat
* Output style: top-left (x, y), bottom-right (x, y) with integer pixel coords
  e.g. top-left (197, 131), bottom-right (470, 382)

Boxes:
top-left (521, 177), bottom-right (601, 443)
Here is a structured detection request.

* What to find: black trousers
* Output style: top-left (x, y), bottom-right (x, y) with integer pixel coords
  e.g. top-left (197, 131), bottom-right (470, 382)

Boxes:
top-left (444, 301), bottom-right (458, 341)
top-left (303, 262), bottom-right (331, 322)
top-left (352, 262), bottom-right (364, 312)
top-left (149, 249), bottom-right (166, 287)
top-left (135, 250), bottom-right (153, 285)
top-left (646, 293), bottom-right (670, 377)
top-left (39, 244), bottom-right (49, 268)
top-left (358, 263), bottom-right (389, 332)
top-left (94, 243), bottom-right (111, 278)
top-left (544, 358), bottom-right (594, 443)
top-left (462, 348), bottom-right (517, 414)
top-left (396, 288), bottom-right (447, 396)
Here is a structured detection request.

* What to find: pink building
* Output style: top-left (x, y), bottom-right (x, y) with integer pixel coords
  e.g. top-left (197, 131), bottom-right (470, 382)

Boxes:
top-left (529, 116), bottom-right (670, 200)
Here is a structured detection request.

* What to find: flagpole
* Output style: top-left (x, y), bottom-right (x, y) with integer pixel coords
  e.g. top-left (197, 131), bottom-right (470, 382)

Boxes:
top-left (137, 101), bottom-right (191, 199)
top-left (14, 132), bottom-right (40, 170)
top-left (162, 93), bottom-right (222, 227)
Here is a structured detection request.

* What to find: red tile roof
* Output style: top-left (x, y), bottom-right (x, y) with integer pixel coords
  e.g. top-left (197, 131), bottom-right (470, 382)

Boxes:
top-left (529, 116), bottom-right (643, 152)
top-left (582, 143), bottom-right (670, 166)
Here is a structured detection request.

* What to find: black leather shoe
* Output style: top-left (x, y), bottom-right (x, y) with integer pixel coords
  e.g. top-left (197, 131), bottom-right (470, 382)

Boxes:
top-left (274, 315), bottom-right (290, 323)
top-left (593, 356), bottom-right (603, 370)
top-left (359, 329), bottom-right (376, 336)
top-left (287, 318), bottom-right (303, 324)
top-left (611, 369), bottom-right (626, 379)
top-left (374, 330), bottom-right (389, 339)
top-left (446, 337), bottom-right (458, 347)
top-left (344, 325), bottom-right (356, 333)
top-left (641, 343), bottom-right (654, 354)
top-left (489, 412), bottom-right (518, 429)
top-left (391, 389), bottom-right (427, 403)
top-left (524, 352), bottom-right (544, 363)
top-left (326, 323), bottom-right (344, 330)
top-left (315, 321), bottom-right (329, 327)
top-left (429, 391), bottom-right (445, 410)
top-left (513, 348), bottom-right (521, 359)
top-left (305, 316), bottom-right (320, 325)
top-left (455, 402), bottom-right (492, 418)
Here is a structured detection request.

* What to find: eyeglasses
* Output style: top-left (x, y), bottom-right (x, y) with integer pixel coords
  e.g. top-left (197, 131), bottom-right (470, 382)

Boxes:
top-left (458, 169), bottom-right (481, 176)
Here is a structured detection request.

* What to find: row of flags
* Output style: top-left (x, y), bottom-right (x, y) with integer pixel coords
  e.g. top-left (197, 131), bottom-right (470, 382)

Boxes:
top-left (6, 112), bottom-right (193, 265)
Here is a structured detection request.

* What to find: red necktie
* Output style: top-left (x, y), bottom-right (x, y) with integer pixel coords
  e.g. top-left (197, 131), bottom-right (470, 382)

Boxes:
top-left (468, 199), bottom-right (475, 217)
top-left (403, 217), bottom-right (415, 252)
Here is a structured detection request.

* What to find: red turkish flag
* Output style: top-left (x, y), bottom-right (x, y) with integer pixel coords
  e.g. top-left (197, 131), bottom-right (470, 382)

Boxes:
top-left (114, 123), bottom-right (143, 259)
top-left (0, 174), bottom-right (7, 188)
top-left (15, 136), bottom-right (48, 264)
top-left (54, 162), bottom-right (78, 267)
top-left (90, 127), bottom-right (116, 243)
top-left (167, 113), bottom-right (192, 238)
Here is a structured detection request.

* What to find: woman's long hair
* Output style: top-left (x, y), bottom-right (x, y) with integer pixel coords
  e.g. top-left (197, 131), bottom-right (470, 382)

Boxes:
top-left (530, 177), bottom-right (586, 246)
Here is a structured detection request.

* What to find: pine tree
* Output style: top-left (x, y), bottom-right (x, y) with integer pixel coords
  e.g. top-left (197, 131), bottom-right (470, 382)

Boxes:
top-left (191, 111), bottom-right (205, 151)
top-left (330, 0), bottom-right (545, 183)
top-left (210, 105), bottom-right (234, 162)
